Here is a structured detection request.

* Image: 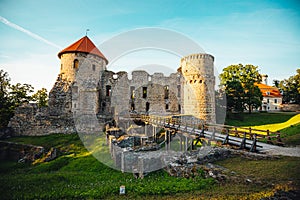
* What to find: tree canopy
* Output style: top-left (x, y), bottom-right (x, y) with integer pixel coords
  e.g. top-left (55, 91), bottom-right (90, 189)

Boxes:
top-left (279, 69), bottom-right (300, 104)
top-left (219, 64), bottom-right (263, 113)
top-left (0, 69), bottom-right (48, 129)
top-left (32, 88), bottom-right (48, 107)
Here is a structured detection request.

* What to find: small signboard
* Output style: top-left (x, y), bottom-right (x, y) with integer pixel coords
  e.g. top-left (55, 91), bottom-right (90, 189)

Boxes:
top-left (120, 185), bottom-right (125, 195)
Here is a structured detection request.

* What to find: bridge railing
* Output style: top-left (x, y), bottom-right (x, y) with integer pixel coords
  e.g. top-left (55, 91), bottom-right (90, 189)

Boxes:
top-left (205, 123), bottom-right (283, 146)
top-left (138, 114), bottom-right (283, 146)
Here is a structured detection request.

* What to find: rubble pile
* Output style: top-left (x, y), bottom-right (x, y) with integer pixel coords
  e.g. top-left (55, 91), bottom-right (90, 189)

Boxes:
top-left (165, 146), bottom-right (232, 181)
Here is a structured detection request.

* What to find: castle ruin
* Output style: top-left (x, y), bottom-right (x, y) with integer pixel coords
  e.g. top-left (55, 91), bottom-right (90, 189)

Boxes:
top-left (9, 36), bottom-right (216, 135)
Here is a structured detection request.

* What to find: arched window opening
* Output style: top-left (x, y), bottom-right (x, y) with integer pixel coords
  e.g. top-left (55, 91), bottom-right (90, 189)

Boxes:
top-left (143, 87), bottom-right (147, 98)
top-left (165, 103), bottom-right (169, 110)
top-left (177, 85), bottom-right (181, 98)
top-left (130, 86), bottom-right (135, 99)
top-left (73, 59), bottom-right (79, 69)
top-left (146, 102), bottom-right (150, 112)
top-left (131, 103), bottom-right (135, 111)
top-left (102, 102), bottom-right (106, 112)
top-left (106, 85), bottom-right (111, 96)
top-left (164, 85), bottom-right (169, 99)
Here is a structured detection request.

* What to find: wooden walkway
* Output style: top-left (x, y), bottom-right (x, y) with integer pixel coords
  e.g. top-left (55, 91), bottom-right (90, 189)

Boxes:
top-left (136, 114), bottom-right (283, 152)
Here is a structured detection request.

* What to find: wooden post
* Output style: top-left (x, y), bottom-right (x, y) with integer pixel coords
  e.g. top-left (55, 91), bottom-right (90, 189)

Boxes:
top-left (180, 135), bottom-right (183, 151)
top-left (185, 137), bottom-right (188, 152)
top-left (192, 122), bottom-right (195, 134)
top-left (165, 130), bottom-right (168, 151)
top-left (211, 127), bottom-right (215, 140)
top-left (249, 127), bottom-right (252, 140)
top-left (276, 133), bottom-right (283, 146)
top-left (191, 138), bottom-right (194, 151)
top-left (222, 128), bottom-right (229, 145)
top-left (250, 134), bottom-right (257, 152)
top-left (267, 130), bottom-right (271, 144)
top-left (200, 124), bottom-right (205, 138)
top-left (168, 130), bottom-right (171, 150)
top-left (240, 132), bottom-right (246, 149)
top-left (235, 127), bottom-right (238, 137)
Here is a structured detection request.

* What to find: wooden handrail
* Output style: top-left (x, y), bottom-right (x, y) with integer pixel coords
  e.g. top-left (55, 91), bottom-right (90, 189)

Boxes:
top-left (135, 114), bottom-right (283, 146)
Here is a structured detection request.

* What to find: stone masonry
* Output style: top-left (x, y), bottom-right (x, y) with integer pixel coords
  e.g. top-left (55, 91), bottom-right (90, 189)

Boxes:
top-left (9, 36), bottom-right (216, 135)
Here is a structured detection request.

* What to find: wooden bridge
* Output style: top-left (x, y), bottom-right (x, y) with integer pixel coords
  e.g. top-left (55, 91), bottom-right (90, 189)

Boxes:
top-left (133, 114), bottom-right (283, 152)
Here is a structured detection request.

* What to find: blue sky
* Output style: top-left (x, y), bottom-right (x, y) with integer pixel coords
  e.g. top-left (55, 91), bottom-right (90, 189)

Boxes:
top-left (0, 0), bottom-right (299, 91)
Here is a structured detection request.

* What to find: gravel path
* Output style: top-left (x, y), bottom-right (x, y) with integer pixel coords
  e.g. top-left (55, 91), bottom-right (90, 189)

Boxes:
top-left (257, 142), bottom-right (300, 157)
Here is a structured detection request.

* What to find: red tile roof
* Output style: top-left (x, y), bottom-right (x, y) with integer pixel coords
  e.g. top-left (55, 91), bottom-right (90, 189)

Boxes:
top-left (255, 83), bottom-right (282, 98)
top-left (58, 36), bottom-right (108, 64)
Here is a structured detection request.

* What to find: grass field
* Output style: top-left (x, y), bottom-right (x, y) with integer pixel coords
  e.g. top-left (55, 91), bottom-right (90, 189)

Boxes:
top-left (0, 134), bottom-right (215, 199)
top-left (0, 112), bottom-right (299, 199)
top-left (242, 114), bottom-right (300, 132)
top-left (225, 112), bottom-right (298, 127)
top-left (226, 112), bottom-right (300, 146)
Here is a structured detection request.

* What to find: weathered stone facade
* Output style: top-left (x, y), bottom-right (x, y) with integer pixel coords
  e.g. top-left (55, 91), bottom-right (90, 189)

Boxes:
top-left (106, 70), bottom-right (181, 118)
top-left (180, 54), bottom-right (216, 123)
top-left (9, 75), bottom-right (76, 136)
top-left (9, 36), bottom-right (216, 135)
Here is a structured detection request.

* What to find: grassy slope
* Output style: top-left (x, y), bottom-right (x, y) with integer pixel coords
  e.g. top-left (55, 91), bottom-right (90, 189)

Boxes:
top-left (226, 112), bottom-right (300, 146)
top-left (280, 123), bottom-right (300, 146)
top-left (0, 134), bottom-right (214, 199)
top-left (244, 114), bottom-right (300, 132)
top-left (225, 112), bottom-right (297, 127)
top-left (1, 112), bottom-right (299, 199)
top-left (1, 133), bottom-right (299, 199)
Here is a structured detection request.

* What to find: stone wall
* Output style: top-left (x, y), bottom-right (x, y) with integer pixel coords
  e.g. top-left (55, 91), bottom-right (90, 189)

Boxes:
top-left (0, 141), bottom-right (44, 162)
top-left (8, 51), bottom-right (217, 136)
top-left (9, 104), bottom-right (76, 136)
top-left (9, 76), bottom-right (76, 136)
top-left (280, 104), bottom-right (300, 112)
top-left (106, 70), bottom-right (181, 117)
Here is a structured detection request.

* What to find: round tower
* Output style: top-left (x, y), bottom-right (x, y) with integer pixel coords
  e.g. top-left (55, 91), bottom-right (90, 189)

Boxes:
top-left (57, 36), bottom-right (108, 115)
top-left (58, 36), bottom-right (108, 83)
top-left (180, 53), bottom-right (216, 123)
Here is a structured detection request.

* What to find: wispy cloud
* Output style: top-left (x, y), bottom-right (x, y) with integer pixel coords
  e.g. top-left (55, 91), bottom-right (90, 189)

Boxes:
top-left (0, 16), bottom-right (62, 49)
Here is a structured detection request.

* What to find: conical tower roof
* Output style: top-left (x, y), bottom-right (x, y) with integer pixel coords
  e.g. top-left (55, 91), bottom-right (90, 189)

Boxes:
top-left (58, 36), bottom-right (108, 64)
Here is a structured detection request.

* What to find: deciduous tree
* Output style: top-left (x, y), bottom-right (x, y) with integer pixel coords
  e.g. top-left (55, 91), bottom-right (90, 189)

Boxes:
top-left (32, 88), bottom-right (48, 107)
top-left (279, 69), bottom-right (300, 104)
top-left (220, 64), bottom-right (263, 113)
top-left (0, 70), bottom-right (35, 128)
top-left (0, 70), bottom-right (13, 128)
top-left (9, 83), bottom-right (34, 107)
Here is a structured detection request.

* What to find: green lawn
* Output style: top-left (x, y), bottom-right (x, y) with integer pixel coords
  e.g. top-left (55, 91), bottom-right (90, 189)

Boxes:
top-left (226, 112), bottom-right (300, 146)
top-left (225, 112), bottom-right (297, 127)
top-left (0, 134), bottom-right (214, 199)
top-left (280, 123), bottom-right (300, 146)
top-left (1, 112), bottom-right (299, 199)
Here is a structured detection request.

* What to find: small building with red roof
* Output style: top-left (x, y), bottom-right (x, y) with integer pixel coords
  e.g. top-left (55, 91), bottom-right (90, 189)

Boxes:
top-left (255, 81), bottom-right (282, 111)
